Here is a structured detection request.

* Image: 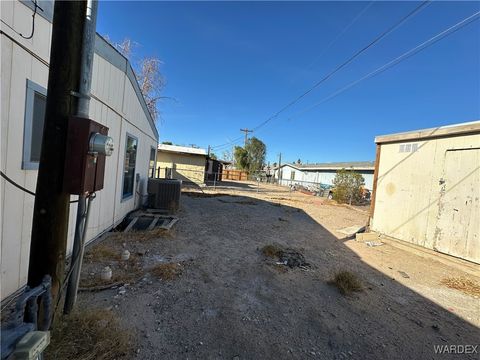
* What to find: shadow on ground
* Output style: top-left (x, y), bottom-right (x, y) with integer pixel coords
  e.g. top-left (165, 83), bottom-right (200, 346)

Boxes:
top-left (75, 186), bottom-right (479, 360)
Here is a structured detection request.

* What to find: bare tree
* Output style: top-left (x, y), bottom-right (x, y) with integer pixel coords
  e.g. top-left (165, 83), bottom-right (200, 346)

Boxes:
top-left (103, 36), bottom-right (166, 123)
top-left (116, 38), bottom-right (133, 58)
top-left (137, 57), bottom-right (165, 122)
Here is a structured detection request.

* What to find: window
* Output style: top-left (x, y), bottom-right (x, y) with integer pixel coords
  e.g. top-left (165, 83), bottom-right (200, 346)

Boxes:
top-left (149, 146), bottom-right (156, 178)
top-left (290, 171), bottom-right (295, 180)
top-left (23, 80), bottom-right (47, 169)
top-left (122, 134), bottom-right (138, 199)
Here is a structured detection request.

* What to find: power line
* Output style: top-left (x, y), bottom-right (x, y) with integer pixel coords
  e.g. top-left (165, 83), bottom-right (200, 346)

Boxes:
top-left (0, 170), bottom-right (80, 203)
top-left (0, 0), bottom-right (41, 40)
top-left (214, 8), bottom-right (479, 151)
top-left (286, 10), bottom-right (480, 121)
top-left (211, 1), bottom-right (430, 150)
top-left (0, 170), bottom-right (36, 196)
top-left (303, 0), bottom-right (376, 72)
top-left (252, 0), bottom-right (430, 131)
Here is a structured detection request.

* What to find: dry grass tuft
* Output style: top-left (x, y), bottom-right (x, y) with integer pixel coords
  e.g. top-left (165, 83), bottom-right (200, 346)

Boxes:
top-left (85, 244), bottom-right (119, 262)
top-left (261, 244), bottom-right (283, 258)
top-left (45, 308), bottom-right (134, 360)
top-left (329, 270), bottom-right (363, 295)
top-left (79, 267), bottom-right (142, 289)
top-left (108, 227), bottom-right (175, 243)
top-left (150, 262), bottom-right (183, 280)
top-left (441, 277), bottom-right (480, 297)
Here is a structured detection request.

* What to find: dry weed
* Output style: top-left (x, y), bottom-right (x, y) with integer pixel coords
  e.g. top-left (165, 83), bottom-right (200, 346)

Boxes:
top-left (45, 308), bottom-right (134, 360)
top-left (150, 262), bottom-right (183, 280)
top-left (441, 277), bottom-right (480, 297)
top-left (329, 270), bottom-right (363, 295)
top-left (85, 244), bottom-right (119, 262)
top-left (261, 244), bottom-right (283, 258)
top-left (108, 227), bottom-right (175, 243)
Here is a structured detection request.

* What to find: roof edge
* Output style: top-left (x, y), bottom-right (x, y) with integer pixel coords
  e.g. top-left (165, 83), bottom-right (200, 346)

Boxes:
top-left (21, 0), bottom-right (159, 141)
top-left (278, 163), bottom-right (375, 171)
top-left (375, 120), bottom-right (480, 144)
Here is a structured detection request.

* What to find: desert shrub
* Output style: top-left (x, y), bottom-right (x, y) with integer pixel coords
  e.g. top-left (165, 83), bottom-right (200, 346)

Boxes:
top-left (329, 270), bottom-right (363, 295)
top-left (332, 169), bottom-right (365, 204)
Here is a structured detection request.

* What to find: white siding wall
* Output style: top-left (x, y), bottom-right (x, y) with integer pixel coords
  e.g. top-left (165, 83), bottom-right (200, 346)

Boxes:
top-left (276, 165), bottom-right (374, 189)
top-left (1, 1), bottom-right (158, 299)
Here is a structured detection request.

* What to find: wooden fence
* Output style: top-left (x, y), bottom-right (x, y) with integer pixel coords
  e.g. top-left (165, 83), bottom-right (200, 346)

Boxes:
top-left (223, 169), bottom-right (248, 181)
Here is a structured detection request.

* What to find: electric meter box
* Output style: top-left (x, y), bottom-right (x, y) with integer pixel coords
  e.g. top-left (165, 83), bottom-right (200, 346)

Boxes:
top-left (64, 116), bottom-right (112, 194)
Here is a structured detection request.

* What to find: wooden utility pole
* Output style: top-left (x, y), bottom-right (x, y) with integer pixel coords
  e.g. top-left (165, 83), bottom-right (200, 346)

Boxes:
top-left (240, 128), bottom-right (253, 147)
top-left (28, 1), bottom-right (87, 306)
top-left (277, 152), bottom-right (282, 184)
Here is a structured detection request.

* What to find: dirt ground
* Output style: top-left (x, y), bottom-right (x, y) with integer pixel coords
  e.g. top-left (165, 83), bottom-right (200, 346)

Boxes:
top-left (73, 180), bottom-right (479, 360)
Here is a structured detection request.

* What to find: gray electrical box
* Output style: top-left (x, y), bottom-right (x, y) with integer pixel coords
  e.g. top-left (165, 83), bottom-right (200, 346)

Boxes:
top-left (13, 331), bottom-right (50, 360)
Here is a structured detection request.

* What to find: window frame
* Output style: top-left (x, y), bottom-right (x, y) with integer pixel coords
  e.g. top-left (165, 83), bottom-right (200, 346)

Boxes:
top-left (22, 79), bottom-right (47, 170)
top-left (149, 145), bottom-right (157, 178)
top-left (121, 133), bottom-right (138, 201)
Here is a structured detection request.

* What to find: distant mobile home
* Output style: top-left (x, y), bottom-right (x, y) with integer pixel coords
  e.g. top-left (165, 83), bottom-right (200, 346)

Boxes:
top-left (1, 1), bottom-right (158, 300)
top-left (370, 121), bottom-right (480, 264)
top-left (275, 162), bottom-right (375, 190)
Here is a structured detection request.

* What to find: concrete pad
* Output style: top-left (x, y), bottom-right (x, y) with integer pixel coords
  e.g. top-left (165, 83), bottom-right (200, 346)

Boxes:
top-left (356, 232), bottom-right (381, 242)
top-left (337, 225), bottom-right (365, 237)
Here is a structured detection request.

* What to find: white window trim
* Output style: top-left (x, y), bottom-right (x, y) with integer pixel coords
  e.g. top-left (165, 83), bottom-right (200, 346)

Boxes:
top-left (22, 79), bottom-right (47, 170)
top-left (149, 145), bottom-right (157, 178)
top-left (121, 132), bottom-right (138, 201)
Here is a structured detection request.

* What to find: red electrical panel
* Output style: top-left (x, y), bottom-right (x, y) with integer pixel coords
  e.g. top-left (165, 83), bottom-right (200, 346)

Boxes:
top-left (64, 116), bottom-right (110, 194)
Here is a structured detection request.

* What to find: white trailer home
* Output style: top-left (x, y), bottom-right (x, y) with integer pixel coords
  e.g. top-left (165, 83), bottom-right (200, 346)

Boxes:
top-left (1, 0), bottom-right (159, 300)
top-left (274, 162), bottom-right (375, 190)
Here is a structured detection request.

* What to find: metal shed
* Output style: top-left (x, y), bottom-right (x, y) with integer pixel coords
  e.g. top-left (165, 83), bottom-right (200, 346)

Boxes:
top-left (370, 121), bottom-right (480, 264)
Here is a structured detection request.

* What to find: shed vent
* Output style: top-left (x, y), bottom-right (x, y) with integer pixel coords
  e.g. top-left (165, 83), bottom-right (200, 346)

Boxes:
top-left (399, 143), bottom-right (419, 153)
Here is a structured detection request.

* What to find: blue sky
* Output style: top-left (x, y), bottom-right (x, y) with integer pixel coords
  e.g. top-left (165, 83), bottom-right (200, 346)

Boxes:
top-left (97, 1), bottom-right (480, 164)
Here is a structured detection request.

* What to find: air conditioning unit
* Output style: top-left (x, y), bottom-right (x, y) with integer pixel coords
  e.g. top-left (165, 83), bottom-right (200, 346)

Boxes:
top-left (147, 179), bottom-right (182, 211)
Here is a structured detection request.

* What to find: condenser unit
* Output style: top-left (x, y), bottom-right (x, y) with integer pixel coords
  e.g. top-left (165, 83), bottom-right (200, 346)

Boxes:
top-left (147, 178), bottom-right (182, 211)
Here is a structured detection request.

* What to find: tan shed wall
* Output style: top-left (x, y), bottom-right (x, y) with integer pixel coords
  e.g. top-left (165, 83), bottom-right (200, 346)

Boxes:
top-left (371, 133), bottom-right (480, 263)
top-left (157, 152), bottom-right (206, 184)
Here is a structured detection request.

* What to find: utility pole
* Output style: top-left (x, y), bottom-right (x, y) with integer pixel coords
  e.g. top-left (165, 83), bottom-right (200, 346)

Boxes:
top-left (240, 128), bottom-right (253, 147)
top-left (277, 152), bottom-right (282, 185)
top-left (28, 1), bottom-right (87, 312)
top-left (64, 0), bottom-right (98, 314)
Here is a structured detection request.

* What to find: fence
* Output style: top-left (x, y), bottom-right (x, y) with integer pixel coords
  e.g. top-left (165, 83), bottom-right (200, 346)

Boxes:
top-left (223, 169), bottom-right (248, 181)
top-left (152, 166), bottom-right (273, 188)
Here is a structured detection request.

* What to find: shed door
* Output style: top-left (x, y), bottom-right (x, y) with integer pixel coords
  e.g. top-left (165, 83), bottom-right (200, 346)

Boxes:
top-left (434, 148), bottom-right (480, 264)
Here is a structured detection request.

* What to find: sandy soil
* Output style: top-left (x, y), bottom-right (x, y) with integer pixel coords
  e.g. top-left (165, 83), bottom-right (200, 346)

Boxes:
top-left (76, 180), bottom-right (480, 360)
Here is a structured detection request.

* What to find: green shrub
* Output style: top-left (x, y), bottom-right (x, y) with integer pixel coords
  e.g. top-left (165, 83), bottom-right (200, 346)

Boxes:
top-left (332, 168), bottom-right (365, 205)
